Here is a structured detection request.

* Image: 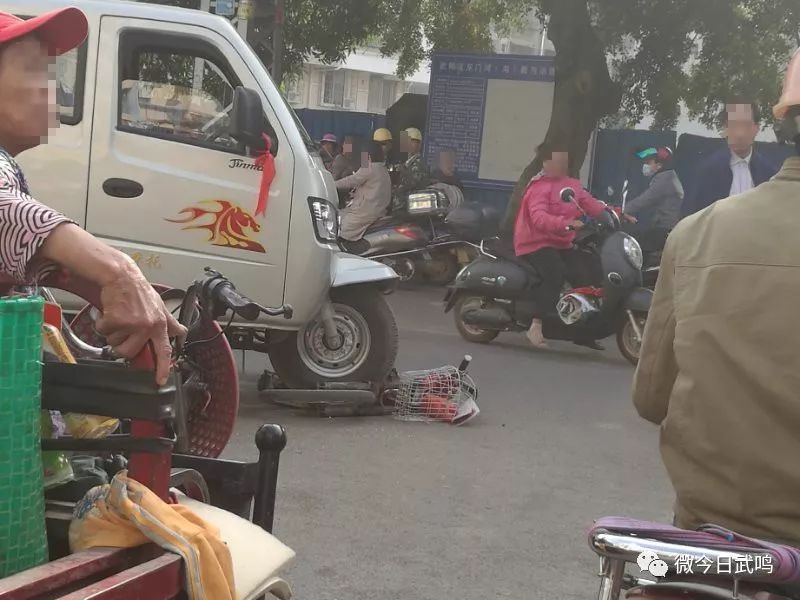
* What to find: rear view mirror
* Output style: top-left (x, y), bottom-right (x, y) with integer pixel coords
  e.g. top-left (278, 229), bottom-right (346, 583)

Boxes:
top-left (230, 86), bottom-right (268, 150)
top-left (560, 187), bottom-right (576, 203)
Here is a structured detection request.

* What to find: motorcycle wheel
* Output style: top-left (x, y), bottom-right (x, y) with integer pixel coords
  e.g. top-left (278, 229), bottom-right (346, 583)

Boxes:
top-left (453, 296), bottom-right (500, 344)
top-left (617, 311), bottom-right (647, 366)
top-left (269, 286), bottom-right (399, 388)
top-left (69, 286), bottom-right (239, 458)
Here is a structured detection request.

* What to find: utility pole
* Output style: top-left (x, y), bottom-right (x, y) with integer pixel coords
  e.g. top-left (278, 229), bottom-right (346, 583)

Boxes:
top-left (194, 0), bottom-right (283, 82)
top-left (235, 0), bottom-right (253, 43)
top-left (271, 0), bottom-right (285, 85)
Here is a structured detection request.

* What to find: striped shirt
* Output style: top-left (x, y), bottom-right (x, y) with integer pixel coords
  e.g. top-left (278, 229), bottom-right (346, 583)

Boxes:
top-left (0, 150), bottom-right (71, 281)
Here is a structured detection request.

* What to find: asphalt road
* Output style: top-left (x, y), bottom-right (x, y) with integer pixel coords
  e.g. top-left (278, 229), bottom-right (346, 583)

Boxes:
top-left (225, 285), bottom-right (674, 600)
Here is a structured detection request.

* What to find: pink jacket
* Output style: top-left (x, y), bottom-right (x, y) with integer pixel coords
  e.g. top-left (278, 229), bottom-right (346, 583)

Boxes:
top-left (513, 174), bottom-right (607, 257)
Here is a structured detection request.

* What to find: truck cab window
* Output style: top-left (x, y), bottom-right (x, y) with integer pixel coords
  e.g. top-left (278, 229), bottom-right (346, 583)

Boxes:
top-left (56, 48), bottom-right (79, 123)
top-left (119, 48), bottom-right (240, 152)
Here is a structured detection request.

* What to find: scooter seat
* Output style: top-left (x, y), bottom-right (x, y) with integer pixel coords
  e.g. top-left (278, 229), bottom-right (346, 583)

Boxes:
top-left (365, 215), bottom-right (404, 233)
top-left (590, 517), bottom-right (800, 585)
top-left (176, 493), bottom-right (295, 600)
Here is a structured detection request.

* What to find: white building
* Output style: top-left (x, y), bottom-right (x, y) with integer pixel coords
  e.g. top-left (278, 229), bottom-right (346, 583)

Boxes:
top-left (285, 43), bottom-right (430, 113)
top-left (286, 16), bottom-right (552, 114)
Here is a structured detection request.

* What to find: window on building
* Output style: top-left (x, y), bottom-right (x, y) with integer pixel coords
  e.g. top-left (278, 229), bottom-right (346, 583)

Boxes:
top-left (286, 74), bottom-right (304, 105)
top-left (348, 74), bottom-right (359, 109)
top-left (382, 80), bottom-right (396, 110)
top-left (368, 76), bottom-right (382, 113)
top-left (322, 70), bottom-right (346, 107)
top-left (368, 76), bottom-right (397, 113)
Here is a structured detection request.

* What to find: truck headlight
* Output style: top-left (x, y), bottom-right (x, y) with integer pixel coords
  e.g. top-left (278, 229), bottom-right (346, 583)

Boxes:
top-left (309, 197), bottom-right (339, 243)
top-left (623, 235), bottom-right (643, 270)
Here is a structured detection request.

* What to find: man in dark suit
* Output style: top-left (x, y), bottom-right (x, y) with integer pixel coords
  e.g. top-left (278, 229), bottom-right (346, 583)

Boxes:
top-left (681, 103), bottom-right (779, 217)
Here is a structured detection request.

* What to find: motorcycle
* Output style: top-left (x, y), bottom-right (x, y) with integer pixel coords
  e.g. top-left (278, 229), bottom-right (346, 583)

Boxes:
top-left (443, 188), bottom-right (652, 365)
top-left (615, 178), bottom-right (662, 290)
top-left (341, 188), bottom-right (470, 283)
top-left (589, 516), bottom-right (800, 599)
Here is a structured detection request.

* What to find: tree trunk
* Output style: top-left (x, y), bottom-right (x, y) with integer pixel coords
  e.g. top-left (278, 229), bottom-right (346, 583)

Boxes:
top-left (500, 0), bottom-right (621, 234)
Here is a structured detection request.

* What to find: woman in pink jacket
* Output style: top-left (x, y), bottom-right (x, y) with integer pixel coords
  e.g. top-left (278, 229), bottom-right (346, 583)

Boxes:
top-left (513, 147), bottom-right (607, 348)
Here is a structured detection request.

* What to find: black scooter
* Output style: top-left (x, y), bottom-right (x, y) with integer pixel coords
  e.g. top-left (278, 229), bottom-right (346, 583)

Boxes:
top-left (340, 188), bottom-right (468, 283)
top-left (618, 178), bottom-right (661, 290)
top-left (443, 188), bottom-right (653, 365)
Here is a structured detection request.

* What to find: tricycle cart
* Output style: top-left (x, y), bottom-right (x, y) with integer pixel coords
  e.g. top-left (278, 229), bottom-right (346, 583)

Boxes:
top-left (0, 269), bottom-right (295, 599)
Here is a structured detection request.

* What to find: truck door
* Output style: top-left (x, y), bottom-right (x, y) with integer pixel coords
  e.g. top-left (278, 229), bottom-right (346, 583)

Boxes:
top-left (86, 16), bottom-right (292, 306)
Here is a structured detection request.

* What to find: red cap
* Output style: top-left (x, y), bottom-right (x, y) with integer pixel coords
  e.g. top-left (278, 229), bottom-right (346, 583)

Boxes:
top-left (0, 8), bottom-right (88, 56)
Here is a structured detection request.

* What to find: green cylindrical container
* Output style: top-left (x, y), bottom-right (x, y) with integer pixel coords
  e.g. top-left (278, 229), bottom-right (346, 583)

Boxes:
top-left (0, 296), bottom-right (48, 577)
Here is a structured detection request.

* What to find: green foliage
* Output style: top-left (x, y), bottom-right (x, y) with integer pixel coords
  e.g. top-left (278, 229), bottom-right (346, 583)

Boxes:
top-left (593, 0), bottom-right (799, 129)
top-left (281, 0), bottom-right (384, 75)
top-left (377, 0), bottom-right (530, 78)
top-left (146, 0), bottom-right (799, 128)
top-left (378, 0), bottom-right (798, 127)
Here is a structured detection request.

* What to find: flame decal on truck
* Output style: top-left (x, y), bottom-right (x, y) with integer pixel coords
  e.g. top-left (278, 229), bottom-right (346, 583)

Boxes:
top-left (166, 200), bottom-right (266, 253)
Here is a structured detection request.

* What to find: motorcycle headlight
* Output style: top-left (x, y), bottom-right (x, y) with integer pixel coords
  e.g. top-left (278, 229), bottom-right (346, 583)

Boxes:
top-left (308, 197), bottom-right (339, 243)
top-left (623, 235), bottom-right (643, 270)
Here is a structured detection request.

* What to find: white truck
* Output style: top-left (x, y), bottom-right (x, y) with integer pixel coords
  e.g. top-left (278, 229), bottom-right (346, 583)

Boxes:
top-left (5, 0), bottom-right (399, 388)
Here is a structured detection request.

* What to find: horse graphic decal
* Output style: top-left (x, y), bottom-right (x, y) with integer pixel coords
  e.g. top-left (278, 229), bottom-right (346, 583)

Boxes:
top-left (166, 200), bottom-right (266, 253)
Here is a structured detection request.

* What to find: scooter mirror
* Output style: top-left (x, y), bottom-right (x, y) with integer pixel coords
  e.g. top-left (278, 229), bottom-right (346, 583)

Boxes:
top-left (560, 187), bottom-right (576, 203)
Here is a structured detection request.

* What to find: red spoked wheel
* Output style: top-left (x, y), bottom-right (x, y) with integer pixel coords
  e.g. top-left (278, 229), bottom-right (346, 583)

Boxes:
top-left (69, 285), bottom-right (239, 458)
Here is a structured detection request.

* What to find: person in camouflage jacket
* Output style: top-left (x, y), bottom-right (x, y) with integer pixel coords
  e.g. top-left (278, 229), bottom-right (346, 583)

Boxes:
top-left (393, 127), bottom-right (431, 209)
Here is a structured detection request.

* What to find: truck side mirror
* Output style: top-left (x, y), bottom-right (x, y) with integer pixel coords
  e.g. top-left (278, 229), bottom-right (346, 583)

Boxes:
top-left (230, 86), bottom-right (268, 150)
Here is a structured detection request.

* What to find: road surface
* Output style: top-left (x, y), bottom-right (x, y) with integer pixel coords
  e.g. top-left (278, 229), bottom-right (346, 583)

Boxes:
top-left (225, 286), bottom-right (673, 599)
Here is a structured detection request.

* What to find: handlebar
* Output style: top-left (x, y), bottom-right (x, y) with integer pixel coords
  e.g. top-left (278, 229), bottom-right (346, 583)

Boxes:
top-left (190, 268), bottom-right (293, 323)
top-left (2, 267), bottom-right (294, 370)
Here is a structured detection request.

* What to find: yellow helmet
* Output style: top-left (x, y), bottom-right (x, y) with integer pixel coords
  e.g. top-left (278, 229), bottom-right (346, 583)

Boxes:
top-left (404, 127), bottom-right (423, 142)
top-left (373, 128), bottom-right (393, 142)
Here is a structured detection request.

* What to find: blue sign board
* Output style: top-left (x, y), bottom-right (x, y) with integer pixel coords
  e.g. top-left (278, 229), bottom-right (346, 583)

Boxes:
top-left (424, 52), bottom-right (556, 191)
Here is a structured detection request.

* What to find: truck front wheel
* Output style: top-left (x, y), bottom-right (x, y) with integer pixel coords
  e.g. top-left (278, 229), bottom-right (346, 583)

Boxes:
top-left (269, 286), bottom-right (399, 388)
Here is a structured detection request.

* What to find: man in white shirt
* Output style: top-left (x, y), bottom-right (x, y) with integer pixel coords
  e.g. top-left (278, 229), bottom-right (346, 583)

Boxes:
top-left (728, 103), bottom-right (758, 195)
top-left (681, 102), bottom-right (779, 217)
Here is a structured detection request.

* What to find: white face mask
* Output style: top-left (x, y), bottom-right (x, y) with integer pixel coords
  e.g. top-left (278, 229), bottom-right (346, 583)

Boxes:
top-left (642, 163), bottom-right (655, 177)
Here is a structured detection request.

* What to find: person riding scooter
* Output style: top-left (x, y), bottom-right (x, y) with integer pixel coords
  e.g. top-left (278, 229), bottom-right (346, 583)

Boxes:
top-left (633, 48), bottom-right (800, 550)
top-left (392, 127), bottom-right (431, 211)
top-left (0, 8), bottom-right (183, 385)
top-left (335, 140), bottom-right (392, 245)
top-left (373, 127), bottom-right (394, 164)
top-left (622, 146), bottom-right (683, 255)
top-left (320, 132), bottom-right (352, 180)
top-left (514, 145), bottom-right (608, 349)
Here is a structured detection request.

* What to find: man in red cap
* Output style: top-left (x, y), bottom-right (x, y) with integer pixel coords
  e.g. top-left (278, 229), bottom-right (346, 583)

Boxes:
top-left (0, 8), bottom-right (184, 385)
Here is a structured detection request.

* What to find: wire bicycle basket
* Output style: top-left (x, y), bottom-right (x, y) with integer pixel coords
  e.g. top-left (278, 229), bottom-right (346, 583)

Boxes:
top-left (392, 356), bottom-right (480, 425)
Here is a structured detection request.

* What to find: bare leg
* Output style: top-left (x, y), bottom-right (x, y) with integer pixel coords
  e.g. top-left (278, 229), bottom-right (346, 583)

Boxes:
top-left (526, 318), bottom-right (548, 348)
